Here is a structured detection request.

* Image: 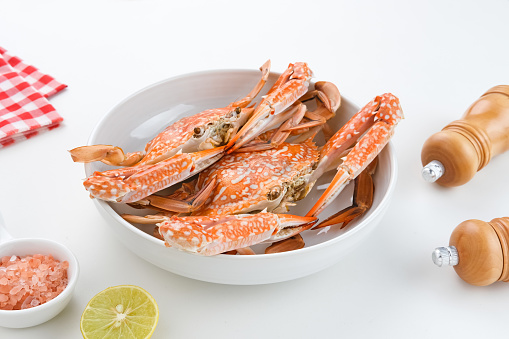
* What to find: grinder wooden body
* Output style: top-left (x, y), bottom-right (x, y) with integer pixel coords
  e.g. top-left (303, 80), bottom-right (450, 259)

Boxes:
top-left (421, 85), bottom-right (509, 186)
top-left (435, 217), bottom-right (509, 286)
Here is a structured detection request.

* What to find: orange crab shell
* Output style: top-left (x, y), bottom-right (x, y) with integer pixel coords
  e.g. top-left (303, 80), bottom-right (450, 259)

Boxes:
top-left (192, 142), bottom-right (320, 217)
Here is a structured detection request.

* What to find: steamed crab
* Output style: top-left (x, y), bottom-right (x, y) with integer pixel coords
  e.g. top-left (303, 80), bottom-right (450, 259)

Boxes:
top-left (70, 61), bottom-right (337, 206)
top-left (124, 93), bottom-right (403, 256)
top-left (71, 61), bottom-right (403, 256)
top-left (123, 140), bottom-right (323, 255)
top-left (71, 62), bottom-right (340, 209)
top-left (69, 60), bottom-right (271, 203)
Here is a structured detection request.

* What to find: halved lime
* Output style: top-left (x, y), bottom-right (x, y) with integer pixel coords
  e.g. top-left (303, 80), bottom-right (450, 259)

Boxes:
top-left (80, 285), bottom-right (159, 339)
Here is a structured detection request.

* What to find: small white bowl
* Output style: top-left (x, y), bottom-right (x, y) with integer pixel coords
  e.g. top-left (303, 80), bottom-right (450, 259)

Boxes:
top-left (0, 214), bottom-right (79, 328)
top-left (84, 69), bottom-right (398, 285)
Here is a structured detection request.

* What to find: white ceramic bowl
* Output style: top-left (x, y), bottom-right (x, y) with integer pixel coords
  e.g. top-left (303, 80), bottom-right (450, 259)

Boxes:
top-left (84, 69), bottom-right (397, 285)
top-left (0, 214), bottom-right (79, 328)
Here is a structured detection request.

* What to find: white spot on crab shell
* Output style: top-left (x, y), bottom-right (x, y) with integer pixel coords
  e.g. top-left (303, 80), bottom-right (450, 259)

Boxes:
top-left (231, 173), bottom-right (247, 184)
top-left (231, 195), bottom-right (236, 199)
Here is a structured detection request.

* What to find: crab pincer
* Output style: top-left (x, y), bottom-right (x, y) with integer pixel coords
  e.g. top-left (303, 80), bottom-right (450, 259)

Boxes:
top-left (306, 93), bottom-right (403, 218)
top-left (225, 62), bottom-right (314, 153)
top-left (84, 146), bottom-right (225, 203)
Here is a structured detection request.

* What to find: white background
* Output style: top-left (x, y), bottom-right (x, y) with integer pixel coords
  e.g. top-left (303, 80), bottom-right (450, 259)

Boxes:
top-left (1, 0), bottom-right (509, 337)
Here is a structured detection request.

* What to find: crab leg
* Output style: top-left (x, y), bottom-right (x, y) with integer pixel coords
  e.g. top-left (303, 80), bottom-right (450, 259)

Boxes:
top-left (122, 213), bottom-right (171, 225)
top-left (306, 93), bottom-right (403, 218)
top-left (298, 81), bottom-right (341, 116)
top-left (157, 213), bottom-right (317, 256)
top-left (69, 145), bottom-right (144, 166)
top-left (225, 62), bottom-right (313, 153)
top-left (128, 177), bottom-right (218, 213)
top-left (234, 103), bottom-right (309, 153)
top-left (84, 146), bottom-right (225, 203)
top-left (313, 157), bottom-right (377, 230)
top-left (230, 59), bottom-right (271, 108)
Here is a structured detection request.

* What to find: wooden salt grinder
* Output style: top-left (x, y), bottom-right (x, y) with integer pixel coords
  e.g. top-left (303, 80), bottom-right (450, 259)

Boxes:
top-left (432, 217), bottom-right (509, 286)
top-left (421, 85), bottom-right (509, 186)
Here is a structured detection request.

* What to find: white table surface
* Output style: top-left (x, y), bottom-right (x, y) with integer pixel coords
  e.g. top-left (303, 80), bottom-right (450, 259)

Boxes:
top-left (1, 0), bottom-right (509, 337)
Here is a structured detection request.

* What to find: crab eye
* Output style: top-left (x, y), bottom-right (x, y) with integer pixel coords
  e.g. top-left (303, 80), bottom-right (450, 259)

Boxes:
top-left (267, 186), bottom-right (282, 201)
top-left (193, 126), bottom-right (205, 138)
top-left (227, 107), bottom-right (241, 119)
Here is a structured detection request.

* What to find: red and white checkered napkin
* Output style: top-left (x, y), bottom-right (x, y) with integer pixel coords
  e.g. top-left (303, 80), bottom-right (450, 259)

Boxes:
top-left (0, 47), bottom-right (67, 148)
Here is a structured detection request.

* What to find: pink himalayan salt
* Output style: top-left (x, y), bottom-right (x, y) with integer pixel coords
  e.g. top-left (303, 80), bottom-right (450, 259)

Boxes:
top-left (0, 254), bottom-right (69, 310)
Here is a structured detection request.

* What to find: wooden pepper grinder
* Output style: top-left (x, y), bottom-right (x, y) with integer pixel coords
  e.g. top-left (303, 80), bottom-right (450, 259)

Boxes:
top-left (432, 217), bottom-right (509, 286)
top-left (421, 85), bottom-right (509, 186)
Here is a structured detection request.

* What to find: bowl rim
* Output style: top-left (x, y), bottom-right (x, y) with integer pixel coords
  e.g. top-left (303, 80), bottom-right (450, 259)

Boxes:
top-left (86, 68), bottom-right (398, 260)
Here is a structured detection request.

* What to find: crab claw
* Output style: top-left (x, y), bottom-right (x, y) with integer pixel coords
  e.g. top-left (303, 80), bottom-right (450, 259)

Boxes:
top-left (84, 146), bottom-right (225, 203)
top-left (225, 62), bottom-right (313, 153)
top-left (306, 93), bottom-right (403, 218)
top-left (158, 213), bottom-right (317, 256)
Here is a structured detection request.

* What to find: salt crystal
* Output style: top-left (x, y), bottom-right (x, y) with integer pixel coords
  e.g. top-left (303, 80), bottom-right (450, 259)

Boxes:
top-left (0, 254), bottom-right (69, 310)
top-left (10, 284), bottom-right (23, 295)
